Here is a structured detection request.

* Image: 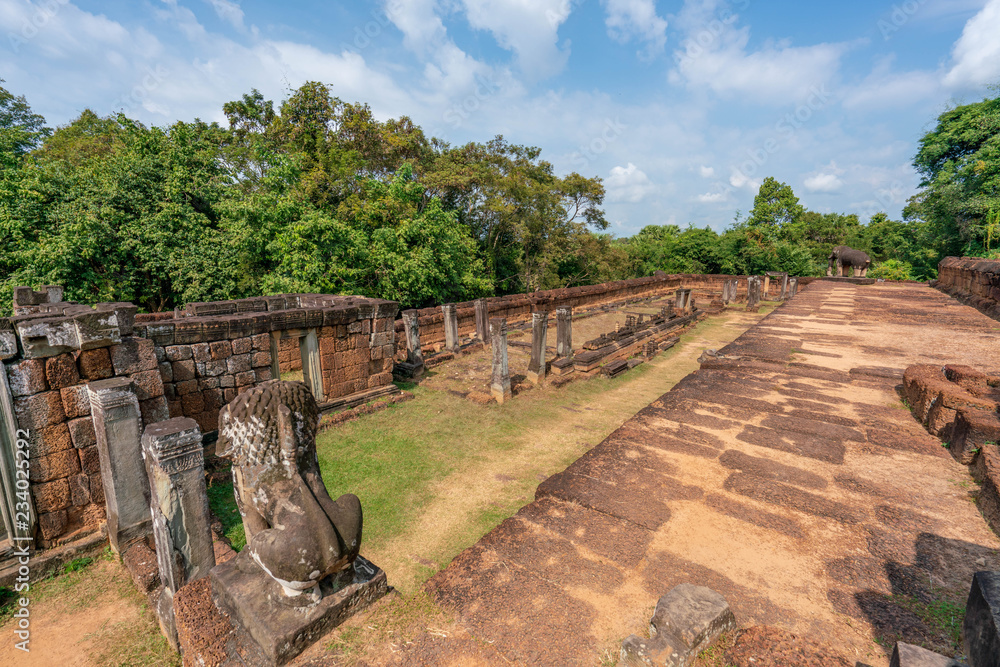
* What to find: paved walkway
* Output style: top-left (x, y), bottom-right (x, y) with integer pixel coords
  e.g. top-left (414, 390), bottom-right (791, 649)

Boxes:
top-left (385, 281), bottom-right (1000, 666)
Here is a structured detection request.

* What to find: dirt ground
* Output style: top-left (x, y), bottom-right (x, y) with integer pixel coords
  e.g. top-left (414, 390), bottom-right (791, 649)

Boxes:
top-left (325, 281), bottom-right (1000, 667)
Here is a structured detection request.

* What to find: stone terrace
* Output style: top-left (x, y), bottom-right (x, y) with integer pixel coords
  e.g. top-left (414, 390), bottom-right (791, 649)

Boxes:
top-left (376, 280), bottom-right (1000, 666)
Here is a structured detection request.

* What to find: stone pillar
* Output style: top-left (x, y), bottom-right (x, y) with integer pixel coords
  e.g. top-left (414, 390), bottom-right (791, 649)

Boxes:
top-left (401, 310), bottom-right (424, 376)
top-left (489, 318), bottom-right (511, 404)
top-left (89, 377), bottom-right (151, 554)
top-left (762, 275), bottom-right (771, 299)
top-left (675, 289), bottom-right (686, 312)
top-left (474, 299), bottom-right (489, 344)
top-left (527, 311), bottom-right (548, 385)
top-left (556, 307), bottom-right (573, 358)
top-left (142, 417), bottom-right (215, 649)
top-left (778, 273), bottom-right (789, 301)
top-left (442, 303), bottom-right (459, 353)
top-left (299, 329), bottom-right (324, 401)
top-left (746, 277), bottom-right (761, 311)
top-left (788, 277), bottom-right (799, 297)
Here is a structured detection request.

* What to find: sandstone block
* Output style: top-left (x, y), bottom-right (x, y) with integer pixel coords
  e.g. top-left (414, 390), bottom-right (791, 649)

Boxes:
top-left (6, 358), bottom-right (47, 396)
top-left (252, 351), bottom-right (271, 368)
top-left (204, 360), bottom-right (227, 377)
top-left (130, 369), bottom-right (165, 401)
top-left (140, 396), bottom-right (171, 426)
top-left (219, 374), bottom-right (235, 388)
top-left (14, 391), bottom-right (65, 430)
top-left (38, 510), bottom-right (68, 540)
top-left (165, 345), bottom-right (192, 361)
top-left (80, 445), bottom-right (101, 475)
top-left (227, 353), bottom-right (251, 374)
top-left (210, 341), bottom-right (232, 360)
top-left (69, 473), bottom-right (91, 507)
top-left (78, 348), bottom-right (113, 380)
top-left (45, 353), bottom-right (80, 389)
top-left (68, 416), bottom-right (97, 449)
top-left (60, 384), bottom-right (91, 418)
top-left (172, 359), bottom-right (196, 382)
top-left (110, 338), bottom-right (158, 375)
top-left (158, 361), bottom-right (173, 384)
top-left (27, 423), bottom-right (72, 458)
top-left (198, 377), bottom-right (219, 390)
top-left (235, 371), bottom-right (255, 387)
top-left (889, 642), bottom-right (966, 666)
top-left (191, 342), bottom-right (211, 363)
top-left (232, 337), bottom-right (252, 355)
top-left (255, 368), bottom-right (272, 383)
top-left (621, 584), bottom-right (735, 667)
top-left (29, 448), bottom-right (81, 483)
top-left (181, 392), bottom-right (205, 415)
top-left (31, 478), bottom-right (71, 513)
top-left (251, 333), bottom-right (270, 351)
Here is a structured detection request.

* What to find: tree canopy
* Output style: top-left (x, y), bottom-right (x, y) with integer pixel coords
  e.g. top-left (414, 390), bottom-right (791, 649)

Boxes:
top-left (2, 82), bottom-right (997, 316)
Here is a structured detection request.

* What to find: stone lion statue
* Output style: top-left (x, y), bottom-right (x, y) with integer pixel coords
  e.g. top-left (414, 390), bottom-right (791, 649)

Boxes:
top-left (827, 245), bottom-right (871, 278)
top-left (217, 380), bottom-right (362, 602)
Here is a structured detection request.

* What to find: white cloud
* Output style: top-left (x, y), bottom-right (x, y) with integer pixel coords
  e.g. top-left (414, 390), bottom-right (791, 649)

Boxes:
top-left (803, 172), bottom-right (843, 193)
top-left (697, 191), bottom-right (725, 203)
top-left (601, 0), bottom-right (668, 59)
top-left (944, 0), bottom-right (1000, 89)
top-left (459, 0), bottom-right (573, 78)
top-left (669, 3), bottom-right (850, 104)
top-left (729, 170), bottom-right (759, 191)
top-left (607, 163), bottom-right (657, 202)
top-left (206, 0), bottom-right (247, 33)
top-left (699, 165), bottom-right (715, 177)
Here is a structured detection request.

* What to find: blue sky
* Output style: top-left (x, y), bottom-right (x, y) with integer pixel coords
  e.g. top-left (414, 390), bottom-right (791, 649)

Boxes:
top-left (2, 0), bottom-right (999, 236)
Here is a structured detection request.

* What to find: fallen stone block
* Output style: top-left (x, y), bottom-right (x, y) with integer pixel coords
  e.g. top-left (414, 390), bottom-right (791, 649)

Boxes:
top-left (891, 642), bottom-right (968, 667)
top-left (952, 410), bottom-right (1000, 465)
top-left (964, 571), bottom-right (1000, 667)
top-left (620, 584), bottom-right (736, 667)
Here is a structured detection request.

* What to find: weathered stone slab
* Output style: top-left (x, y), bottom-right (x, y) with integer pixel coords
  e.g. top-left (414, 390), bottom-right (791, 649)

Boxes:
top-left (442, 303), bottom-right (459, 353)
top-left (527, 311), bottom-right (548, 384)
top-left (964, 571), bottom-right (1000, 667)
top-left (211, 554), bottom-right (387, 665)
top-left (490, 318), bottom-right (511, 403)
top-left (890, 642), bottom-right (967, 667)
top-left (621, 584), bottom-right (735, 667)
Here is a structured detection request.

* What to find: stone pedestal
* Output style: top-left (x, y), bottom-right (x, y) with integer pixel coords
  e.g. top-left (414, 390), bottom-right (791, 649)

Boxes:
top-left (556, 308), bottom-right (573, 358)
top-left (211, 553), bottom-right (388, 666)
top-left (398, 309), bottom-right (424, 378)
top-left (142, 417), bottom-right (215, 649)
top-left (89, 377), bottom-right (151, 554)
top-left (527, 311), bottom-right (548, 385)
top-left (442, 304), bottom-right (459, 353)
top-left (489, 318), bottom-right (511, 404)
top-left (964, 570), bottom-right (1000, 667)
top-left (675, 289), bottom-right (692, 313)
top-left (474, 299), bottom-right (489, 344)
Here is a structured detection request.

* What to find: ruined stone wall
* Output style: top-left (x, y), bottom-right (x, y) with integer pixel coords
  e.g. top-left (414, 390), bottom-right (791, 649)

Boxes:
top-left (395, 273), bottom-right (744, 353)
top-left (3, 291), bottom-right (397, 547)
top-left (934, 257), bottom-right (1000, 321)
top-left (277, 336), bottom-right (303, 373)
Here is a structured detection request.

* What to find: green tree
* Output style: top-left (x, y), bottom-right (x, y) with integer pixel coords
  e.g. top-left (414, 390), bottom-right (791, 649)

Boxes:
top-left (905, 92), bottom-right (1000, 261)
top-left (0, 81), bottom-right (51, 169)
top-left (747, 177), bottom-right (804, 236)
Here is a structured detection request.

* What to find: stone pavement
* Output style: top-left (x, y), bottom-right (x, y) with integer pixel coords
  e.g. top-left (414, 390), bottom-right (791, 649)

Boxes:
top-left (378, 281), bottom-right (1000, 666)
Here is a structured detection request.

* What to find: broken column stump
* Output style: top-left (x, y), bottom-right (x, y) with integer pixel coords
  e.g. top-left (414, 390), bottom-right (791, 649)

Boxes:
top-left (142, 417), bottom-right (215, 649)
top-left (527, 310), bottom-right (548, 384)
top-left (89, 377), bottom-right (152, 554)
top-left (442, 303), bottom-right (459, 353)
top-left (746, 277), bottom-right (761, 311)
top-left (396, 309), bottom-right (424, 378)
top-left (620, 583), bottom-right (736, 667)
top-left (964, 571), bottom-right (1000, 667)
top-left (474, 298), bottom-right (489, 344)
top-left (556, 307), bottom-right (573, 358)
top-left (489, 317), bottom-right (511, 404)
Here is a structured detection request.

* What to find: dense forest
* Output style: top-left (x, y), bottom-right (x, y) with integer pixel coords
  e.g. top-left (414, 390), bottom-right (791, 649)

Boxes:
top-left (1, 81), bottom-right (998, 315)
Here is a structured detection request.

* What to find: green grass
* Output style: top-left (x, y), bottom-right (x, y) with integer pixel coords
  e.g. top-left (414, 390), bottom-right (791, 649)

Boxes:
top-left (891, 594), bottom-right (965, 654)
top-left (207, 476), bottom-right (245, 551)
